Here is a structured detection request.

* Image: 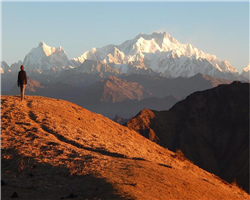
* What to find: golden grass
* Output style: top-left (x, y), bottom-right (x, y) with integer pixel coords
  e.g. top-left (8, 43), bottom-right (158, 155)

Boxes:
top-left (1, 95), bottom-right (249, 200)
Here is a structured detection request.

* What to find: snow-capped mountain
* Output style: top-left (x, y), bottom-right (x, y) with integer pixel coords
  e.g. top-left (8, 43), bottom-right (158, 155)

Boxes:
top-left (241, 63), bottom-right (250, 79)
top-left (22, 41), bottom-right (75, 73)
top-left (72, 32), bottom-right (238, 79)
top-left (0, 61), bottom-right (10, 74)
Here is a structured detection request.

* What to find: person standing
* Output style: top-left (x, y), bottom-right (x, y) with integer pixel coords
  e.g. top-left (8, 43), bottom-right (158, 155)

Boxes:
top-left (17, 65), bottom-right (27, 101)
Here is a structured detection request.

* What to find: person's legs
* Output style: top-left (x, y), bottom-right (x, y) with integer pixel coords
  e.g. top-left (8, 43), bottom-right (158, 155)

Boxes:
top-left (20, 85), bottom-right (23, 101)
top-left (23, 84), bottom-right (26, 100)
top-left (20, 84), bottom-right (26, 101)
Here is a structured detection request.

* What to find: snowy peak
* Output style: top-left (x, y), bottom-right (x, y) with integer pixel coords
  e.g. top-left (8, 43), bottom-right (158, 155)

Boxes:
top-left (132, 36), bottom-right (162, 54)
top-left (23, 41), bottom-right (74, 72)
top-left (241, 63), bottom-right (250, 79)
top-left (135, 31), bottom-right (171, 41)
top-left (38, 41), bottom-right (65, 56)
top-left (134, 31), bottom-right (178, 50)
top-left (38, 41), bottom-right (45, 47)
top-left (134, 32), bottom-right (207, 59)
top-left (38, 41), bottom-right (54, 56)
top-left (243, 63), bottom-right (250, 72)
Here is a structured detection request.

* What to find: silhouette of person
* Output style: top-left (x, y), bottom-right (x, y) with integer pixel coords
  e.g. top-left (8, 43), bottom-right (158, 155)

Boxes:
top-left (17, 65), bottom-right (27, 101)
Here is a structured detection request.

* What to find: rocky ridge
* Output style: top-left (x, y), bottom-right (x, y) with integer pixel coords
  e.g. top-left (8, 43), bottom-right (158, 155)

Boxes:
top-left (126, 81), bottom-right (249, 193)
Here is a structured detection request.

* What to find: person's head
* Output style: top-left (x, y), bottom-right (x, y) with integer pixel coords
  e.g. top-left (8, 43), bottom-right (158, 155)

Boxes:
top-left (20, 65), bottom-right (24, 70)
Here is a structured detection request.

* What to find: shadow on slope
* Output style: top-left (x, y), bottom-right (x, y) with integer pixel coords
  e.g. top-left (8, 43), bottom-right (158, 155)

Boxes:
top-left (1, 148), bottom-right (132, 200)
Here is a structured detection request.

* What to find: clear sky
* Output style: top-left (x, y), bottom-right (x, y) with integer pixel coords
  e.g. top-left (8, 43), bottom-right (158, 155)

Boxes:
top-left (1, 2), bottom-right (249, 72)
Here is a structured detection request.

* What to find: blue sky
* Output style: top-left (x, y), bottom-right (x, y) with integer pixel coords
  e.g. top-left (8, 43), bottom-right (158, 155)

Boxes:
top-left (1, 2), bottom-right (249, 72)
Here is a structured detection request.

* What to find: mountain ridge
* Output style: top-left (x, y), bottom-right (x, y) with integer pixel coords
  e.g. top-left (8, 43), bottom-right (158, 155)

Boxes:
top-left (126, 81), bottom-right (249, 193)
top-left (72, 31), bottom-right (238, 79)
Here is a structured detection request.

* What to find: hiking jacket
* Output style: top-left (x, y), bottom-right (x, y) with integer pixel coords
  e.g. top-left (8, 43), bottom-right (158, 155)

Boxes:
top-left (17, 70), bottom-right (27, 86)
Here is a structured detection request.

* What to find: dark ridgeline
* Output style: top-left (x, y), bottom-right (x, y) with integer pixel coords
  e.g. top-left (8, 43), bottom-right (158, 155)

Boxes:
top-left (126, 81), bottom-right (249, 193)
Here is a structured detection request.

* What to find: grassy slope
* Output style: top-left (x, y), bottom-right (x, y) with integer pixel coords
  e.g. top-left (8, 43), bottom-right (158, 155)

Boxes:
top-left (1, 95), bottom-right (248, 200)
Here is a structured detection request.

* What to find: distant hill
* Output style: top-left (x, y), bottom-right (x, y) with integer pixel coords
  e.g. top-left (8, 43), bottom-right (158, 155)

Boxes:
top-left (1, 96), bottom-right (248, 199)
top-left (120, 73), bottom-right (232, 99)
top-left (113, 115), bottom-right (129, 125)
top-left (82, 75), bottom-right (152, 103)
top-left (4, 73), bottom-right (232, 119)
top-left (126, 81), bottom-right (249, 193)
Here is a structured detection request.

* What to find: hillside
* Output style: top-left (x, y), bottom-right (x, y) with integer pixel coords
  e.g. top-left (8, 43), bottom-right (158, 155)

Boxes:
top-left (1, 96), bottom-right (249, 200)
top-left (126, 81), bottom-right (249, 193)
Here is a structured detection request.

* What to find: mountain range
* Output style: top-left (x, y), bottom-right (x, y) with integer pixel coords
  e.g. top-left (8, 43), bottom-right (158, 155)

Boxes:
top-left (72, 32), bottom-right (239, 79)
top-left (1, 32), bottom-right (249, 80)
